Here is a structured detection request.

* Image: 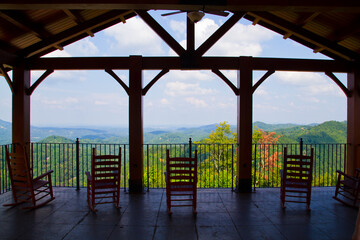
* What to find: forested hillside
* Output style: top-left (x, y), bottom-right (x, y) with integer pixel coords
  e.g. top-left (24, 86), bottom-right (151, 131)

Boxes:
top-left (0, 119), bottom-right (347, 144)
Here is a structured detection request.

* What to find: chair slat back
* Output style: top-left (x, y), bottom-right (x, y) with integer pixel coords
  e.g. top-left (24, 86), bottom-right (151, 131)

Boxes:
top-left (91, 148), bottom-right (121, 184)
top-left (166, 150), bottom-right (197, 186)
top-left (283, 147), bottom-right (313, 183)
top-left (5, 145), bottom-right (33, 190)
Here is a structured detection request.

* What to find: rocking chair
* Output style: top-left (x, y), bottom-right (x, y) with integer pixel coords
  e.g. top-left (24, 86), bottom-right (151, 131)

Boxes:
top-left (85, 147), bottom-right (121, 212)
top-left (166, 150), bottom-right (197, 215)
top-left (4, 144), bottom-right (55, 209)
top-left (280, 147), bottom-right (314, 210)
top-left (333, 168), bottom-right (360, 208)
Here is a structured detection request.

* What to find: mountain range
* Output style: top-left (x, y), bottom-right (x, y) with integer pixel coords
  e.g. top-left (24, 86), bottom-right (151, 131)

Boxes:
top-left (0, 119), bottom-right (346, 144)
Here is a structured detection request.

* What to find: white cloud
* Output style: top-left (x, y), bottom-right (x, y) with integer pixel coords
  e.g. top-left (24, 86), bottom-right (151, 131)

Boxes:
top-left (254, 88), bottom-right (268, 96)
top-left (44, 50), bottom-right (72, 58)
top-left (165, 81), bottom-right (214, 96)
top-left (65, 38), bottom-right (99, 56)
top-left (104, 17), bottom-right (164, 55)
top-left (195, 18), bottom-right (275, 56)
top-left (185, 97), bottom-right (208, 107)
top-left (170, 20), bottom-right (186, 34)
top-left (160, 98), bottom-right (170, 105)
top-left (169, 70), bottom-right (213, 81)
top-left (275, 72), bottom-right (344, 96)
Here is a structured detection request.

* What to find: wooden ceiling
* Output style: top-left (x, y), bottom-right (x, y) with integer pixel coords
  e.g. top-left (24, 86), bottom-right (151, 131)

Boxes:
top-left (0, 0), bottom-right (359, 66)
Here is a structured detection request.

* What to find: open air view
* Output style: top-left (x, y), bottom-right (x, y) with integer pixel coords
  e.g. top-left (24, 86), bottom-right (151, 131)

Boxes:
top-left (0, 2), bottom-right (359, 240)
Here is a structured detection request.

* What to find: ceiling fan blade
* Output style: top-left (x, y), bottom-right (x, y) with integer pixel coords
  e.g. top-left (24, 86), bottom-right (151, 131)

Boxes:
top-left (161, 11), bottom-right (184, 16)
top-left (204, 10), bottom-right (229, 17)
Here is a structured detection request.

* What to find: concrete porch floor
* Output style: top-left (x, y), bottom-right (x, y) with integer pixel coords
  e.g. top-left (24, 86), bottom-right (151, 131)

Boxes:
top-left (0, 187), bottom-right (357, 240)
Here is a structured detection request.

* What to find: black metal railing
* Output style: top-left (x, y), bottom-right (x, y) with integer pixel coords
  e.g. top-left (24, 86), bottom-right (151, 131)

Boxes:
top-left (0, 139), bottom-right (347, 194)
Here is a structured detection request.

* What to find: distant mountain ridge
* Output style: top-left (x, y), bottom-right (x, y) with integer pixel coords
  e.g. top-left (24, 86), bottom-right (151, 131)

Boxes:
top-left (0, 119), bottom-right (346, 144)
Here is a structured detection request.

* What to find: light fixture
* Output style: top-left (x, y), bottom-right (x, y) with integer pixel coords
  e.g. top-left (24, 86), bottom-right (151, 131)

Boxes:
top-left (187, 11), bottom-right (205, 23)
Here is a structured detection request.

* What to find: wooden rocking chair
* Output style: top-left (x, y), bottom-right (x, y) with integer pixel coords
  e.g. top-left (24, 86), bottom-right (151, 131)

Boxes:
top-left (280, 147), bottom-right (314, 210)
top-left (333, 168), bottom-right (360, 208)
top-left (85, 147), bottom-right (121, 212)
top-left (4, 144), bottom-right (55, 209)
top-left (166, 150), bottom-right (197, 215)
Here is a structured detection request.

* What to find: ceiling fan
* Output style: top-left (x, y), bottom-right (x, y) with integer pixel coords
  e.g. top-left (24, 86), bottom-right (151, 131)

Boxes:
top-left (161, 9), bottom-right (229, 23)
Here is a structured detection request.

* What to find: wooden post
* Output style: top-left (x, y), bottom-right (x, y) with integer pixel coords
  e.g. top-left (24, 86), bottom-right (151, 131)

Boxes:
top-left (347, 62), bottom-right (360, 175)
top-left (236, 56), bottom-right (253, 192)
top-left (128, 55), bottom-right (144, 192)
top-left (12, 64), bottom-right (31, 154)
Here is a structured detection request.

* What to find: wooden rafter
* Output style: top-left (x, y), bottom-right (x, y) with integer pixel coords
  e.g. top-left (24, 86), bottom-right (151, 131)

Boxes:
top-left (19, 10), bottom-right (133, 57)
top-left (136, 10), bottom-right (185, 56)
top-left (246, 12), bottom-right (360, 61)
top-left (329, 17), bottom-right (360, 42)
top-left (0, 10), bottom-right (64, 50)
top-left (63, 9), bottom-right (94, 37)
top-left (0, 1), bottom-right (359, 12)
top-left (295, 12), bottom-right (320, 26)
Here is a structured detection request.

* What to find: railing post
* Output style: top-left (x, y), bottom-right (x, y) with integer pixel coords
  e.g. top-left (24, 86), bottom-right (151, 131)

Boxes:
top-left (189, 138), bottom-right (192, 158)
top-left (299, 138), bottom-right (303, 155)
top-left (76, 138), bottom-right (80, 191)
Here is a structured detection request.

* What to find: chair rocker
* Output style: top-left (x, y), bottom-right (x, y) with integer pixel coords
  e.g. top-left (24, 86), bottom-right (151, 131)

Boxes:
top-left (85, 147), bottom-right (121, 212)
top-left (333, 168), bottom-right (360, 208)
top-left (280, 147), bottom-right (314, 210)
top-left (4, 144), bottom-right (55, 209)
top-left (166, 150), bottom-right (197, 215)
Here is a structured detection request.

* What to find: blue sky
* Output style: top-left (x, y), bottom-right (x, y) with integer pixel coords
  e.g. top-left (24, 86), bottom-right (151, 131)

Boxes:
top-left (0, 11), bottom-right (347, 127)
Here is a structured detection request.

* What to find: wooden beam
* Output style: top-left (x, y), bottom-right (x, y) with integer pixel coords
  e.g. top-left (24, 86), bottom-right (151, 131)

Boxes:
top-left (105, 69), bottom-right (130, 95)
top-left (187, 16), bottom-right (195, 52)
top-left (196, 12), bottom-right (245, 56)
top-left (142, 68), bottom-right (169, 95)
top-left (136, 10), bottom-right (185, 56)
top-left (29, 11), bottom-right (136, 58)
top-left (252, 70), bottom-right (275, 93)
top-left (325, 71), bottom-right (351, 97)
top-left (25, 56), bottom-right (352, 72)
top-left (247, 12), bottom-right (360, 61)
top-left (295, 12), bottom-right (320, 26)
top-left (211, 69), bottom-right (238, 95)
top-left (26, 69), bottom-right (54, 95)
top-left (0, 65), bottom-right (14, 93)
top-left (63, 9), bottom-right (95, 37)
top-left (0, 48), bottom-right (17, 66)
top-left (0, 10), bottom-right (64, 50)
top-left (19, 10), bottom-right (132, 57)
top-left (0, 1), bottom-right (359, 12)
top-left (330, 17), bottom-right (360, 42)
top-left (236, 56), bottom-right (253, 193)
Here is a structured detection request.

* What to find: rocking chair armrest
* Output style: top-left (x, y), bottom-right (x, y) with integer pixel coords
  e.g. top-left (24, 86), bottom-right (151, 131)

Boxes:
top-left (85, 171), bottom-right (92, 182)
top-left (336, 170), bottom-right (359, 182)
top-left (33, 170), bottom-right (54, 181)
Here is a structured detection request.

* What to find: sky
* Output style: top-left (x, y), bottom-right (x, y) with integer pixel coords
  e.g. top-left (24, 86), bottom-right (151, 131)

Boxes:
top-left (0, 10), bottom-right (347, 128)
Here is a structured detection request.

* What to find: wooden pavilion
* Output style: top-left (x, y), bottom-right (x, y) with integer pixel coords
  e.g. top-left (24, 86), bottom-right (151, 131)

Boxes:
top-left (0, 0), bottom-right (359, 193)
